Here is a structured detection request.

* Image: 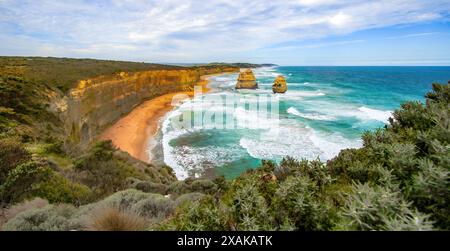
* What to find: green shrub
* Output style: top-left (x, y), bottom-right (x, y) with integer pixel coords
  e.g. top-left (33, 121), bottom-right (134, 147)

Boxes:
top-left (0, 138), bottom-right (31, 182)
top-left (0, 198), bottom-right (48, 229)
top-left (131, 194), bottom-right (174, 219)
top-left (167, 181), bottom-right (190, 195)
top-left (338, 183), bottom-right (434, 231)
top-left (227, 181), bottom-right (274, 231)
top-left (132, 181), bottom-right (167, 194)
top-left (160, 196), bottom-right (227, 231)
top-left (174, 192), bottom-right (205, 207)
top-left (273, 176), bottom-right (332, 230)
top-left (42, 139), bottom-right (64, 154)
top-left (3, 204), bottom-right (79, 231)
top-left (191, 179), bottom-right (217, 194)
top-left (73, 141), bottom-right (144, 197)
top-left (166, 179), bottom-right (217, 195)
top-left (30, 173), bottom-right (93, 205)
top-left (75, 189), bottom-right (178, 228)
top-left (408, 159), bottom-right (449, 229)
top-left (0, 161), bottom-right (52, 204)
top-left (98, 189), bottom-right (151, 211)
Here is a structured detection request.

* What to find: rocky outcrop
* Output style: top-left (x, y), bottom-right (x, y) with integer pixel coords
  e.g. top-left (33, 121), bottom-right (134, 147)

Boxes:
top-left (60, 66), bottom-right (239, 147)
top-left (235, 69), bottom-right (258, 89)
top-left (272, 75), bottom-right (287, 93)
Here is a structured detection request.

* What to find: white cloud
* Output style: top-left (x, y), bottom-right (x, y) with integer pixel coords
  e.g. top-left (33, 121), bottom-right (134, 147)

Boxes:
top-left (328, 12), bottom-right (352, 27)
top-left (387, 32), bottom-right (442, 39)
top-left (271, 39), bottom-right (366, 51)
top-left (0, 0), bottom-right (449, 62)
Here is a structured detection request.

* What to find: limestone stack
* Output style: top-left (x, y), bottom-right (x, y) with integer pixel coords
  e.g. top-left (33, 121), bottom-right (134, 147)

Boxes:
top-left (272, 75), bottom-right (287, 93)
top-left (235, 69), bottom-right (258, 89)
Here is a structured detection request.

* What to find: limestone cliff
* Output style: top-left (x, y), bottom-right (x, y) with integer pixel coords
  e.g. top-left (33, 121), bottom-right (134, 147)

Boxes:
top-left (235, 69), bottom-right (258, 89)
top-left (272, 75), bottom-right (287, 93)
top-left (60, 66), bottom-right (239, 147)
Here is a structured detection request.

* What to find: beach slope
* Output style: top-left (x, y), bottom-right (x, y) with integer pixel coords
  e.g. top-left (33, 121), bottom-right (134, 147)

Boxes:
top-left (99, 75), bottom-right (214, 162)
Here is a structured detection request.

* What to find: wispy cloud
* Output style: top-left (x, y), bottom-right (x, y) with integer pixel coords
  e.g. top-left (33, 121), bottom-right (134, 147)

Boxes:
top-left (269, 39), bottom-right (366, 51)
top-left (0, 0), bottom-right (449, 63)
top-left (386, 32), bottom-right (442, 39)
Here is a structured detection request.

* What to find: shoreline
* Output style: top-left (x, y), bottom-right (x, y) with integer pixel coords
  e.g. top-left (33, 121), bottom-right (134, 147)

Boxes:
top-left (99, 73), bottom-right (230, 163)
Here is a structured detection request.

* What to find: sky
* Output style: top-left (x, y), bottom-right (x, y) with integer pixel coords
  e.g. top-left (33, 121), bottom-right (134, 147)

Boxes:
top-left (0, 0), bottom-right (450, 65)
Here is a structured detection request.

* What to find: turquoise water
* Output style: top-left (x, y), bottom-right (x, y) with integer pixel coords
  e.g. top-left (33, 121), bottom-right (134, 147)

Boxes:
top-left (159, 66), bottom-right (450, 179)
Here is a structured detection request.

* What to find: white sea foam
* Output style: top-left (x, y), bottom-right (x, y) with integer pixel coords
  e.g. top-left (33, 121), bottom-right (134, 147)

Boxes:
top-left (282, 90), bottom-right (326, 100)
top-left (357, 106), bottom-right (393, 123)
top-left (297, 100), bottom-right (393, 124)
top-left (258, 82), bottom-right (312, 87)
top-left (162, 109), bottom-right (192, 179)
top-left (164, 144), bottom-right (244, 179)
top-left (213, 77), bottom-right (232, 82)
top-left (238, 122), bottom-right (361, 161)
top-left (287, 107), bottom-right (336, 121)
top-left (239, 125), bottom-right (322, 160)
top-left (309, 131), bottom-right (363, 160)
top-left (253, 67), bottom-right (280, 78)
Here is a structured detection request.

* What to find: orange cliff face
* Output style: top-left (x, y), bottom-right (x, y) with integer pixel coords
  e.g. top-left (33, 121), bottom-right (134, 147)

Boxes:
top-left (60, 66), bottom-right (239, 147)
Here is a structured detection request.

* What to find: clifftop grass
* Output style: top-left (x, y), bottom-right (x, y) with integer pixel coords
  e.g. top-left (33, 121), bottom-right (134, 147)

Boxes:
top-left (0, 57), bottom-right (183, 93)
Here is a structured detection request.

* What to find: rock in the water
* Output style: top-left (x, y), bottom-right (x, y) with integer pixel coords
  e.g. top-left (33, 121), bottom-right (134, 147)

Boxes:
top-left (272, 75), bottom-right (287, 93)
top-left (235, 69), bottom-right (258, 89)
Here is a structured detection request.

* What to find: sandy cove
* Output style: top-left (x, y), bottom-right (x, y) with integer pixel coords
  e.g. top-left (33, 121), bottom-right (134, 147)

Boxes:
top-left (99, 74), bottom-right (221, 163)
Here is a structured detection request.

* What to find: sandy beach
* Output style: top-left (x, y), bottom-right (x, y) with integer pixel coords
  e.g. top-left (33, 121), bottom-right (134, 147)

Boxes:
top-left (99, 74), bottom-right (219, 163)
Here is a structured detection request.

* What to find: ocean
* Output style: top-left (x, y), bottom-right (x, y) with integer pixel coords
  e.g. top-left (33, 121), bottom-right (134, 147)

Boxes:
top-left (156, 66), bottom-right (450, 179)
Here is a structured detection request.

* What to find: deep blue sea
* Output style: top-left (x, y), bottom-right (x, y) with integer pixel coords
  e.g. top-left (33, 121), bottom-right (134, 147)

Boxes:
top-left (156, 66), bottom-right (450, 179)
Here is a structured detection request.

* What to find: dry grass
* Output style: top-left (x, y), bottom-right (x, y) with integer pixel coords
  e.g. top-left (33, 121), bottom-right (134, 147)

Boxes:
top-left (0, 198), bottom-right (48, 230)
top-left (86, 207), bottom-right (146, 231)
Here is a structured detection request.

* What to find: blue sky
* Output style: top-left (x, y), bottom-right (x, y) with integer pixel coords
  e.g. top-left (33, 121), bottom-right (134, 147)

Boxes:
top-left (1, 0), bottom-right (449, 65)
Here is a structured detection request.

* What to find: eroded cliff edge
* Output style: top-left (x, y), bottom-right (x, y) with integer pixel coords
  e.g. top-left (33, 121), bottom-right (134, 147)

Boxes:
top-left (58, 66), bottom-right (239, 148)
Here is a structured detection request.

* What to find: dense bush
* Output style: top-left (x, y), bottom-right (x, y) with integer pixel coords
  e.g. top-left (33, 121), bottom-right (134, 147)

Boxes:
top-left (131, 194), bottom-right (174, 219)
top-left (167, 178), bottom-right (218, 195)
top-left (337, 183), bottom-right (434, 231)
top-left (72, 141), bottom-right (146, 197)
top-left (174, 192), bottom-right (205, 207)
top-left (0, 198), bottom-right (48, 229)
top-left (159, 196), bottom-right (228, 231)
top-left (0, 75), bottom-right (60, 141)
top-left (0, 138), bottom-right (31, 183)
top-left (131, 180), bottom-right (167, 194)
top-left (30, 173), bottom-right (92, 205)
top-left (0, 156), bottom-right (92, 206)
top-left (3, 204), bottom-right (79, 231)
top-left (0, 161), bottom-right (52, 204)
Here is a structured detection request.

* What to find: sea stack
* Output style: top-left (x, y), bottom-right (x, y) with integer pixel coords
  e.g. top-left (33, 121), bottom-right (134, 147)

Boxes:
top-left (235, 69), bottom-right (258, 89)
top-left (272, 75), bottom-right (287, 93)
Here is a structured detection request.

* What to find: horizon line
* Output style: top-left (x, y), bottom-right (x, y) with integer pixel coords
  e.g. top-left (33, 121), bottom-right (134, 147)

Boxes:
top-left (1, 55), bottom-right (450, 67)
